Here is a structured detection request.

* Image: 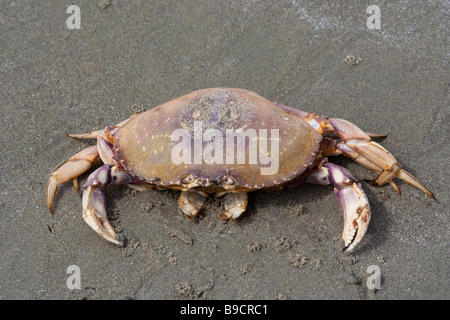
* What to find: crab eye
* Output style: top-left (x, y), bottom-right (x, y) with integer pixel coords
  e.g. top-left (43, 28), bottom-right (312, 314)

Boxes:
top-left (220, 176), bottom-right (235, 186)
top-left (182, 175), bottom-right (196, 184)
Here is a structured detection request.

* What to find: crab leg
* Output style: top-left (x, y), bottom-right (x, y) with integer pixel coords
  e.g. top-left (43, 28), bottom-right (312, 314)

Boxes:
top-left (305, 162), bottom-right (371, 252)
top-left (67, 115), bottom-right (137, 140)
top-left (82, 165), bottom-right (133, 245)
top-left (178, 191), bottom-right (207, 219)
top-left (47, 145), bottom-right (100, 215)
top-left (48, 116), bottom-right (136, 216)
top-left (274, 102), bottom-right (433, 199)
top-left (219, 192), bottom-right (248, 221)
top-left (327, 118), bottom-right (434, 198)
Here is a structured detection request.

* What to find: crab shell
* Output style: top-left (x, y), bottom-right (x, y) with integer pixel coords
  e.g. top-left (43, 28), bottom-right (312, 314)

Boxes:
top-left (112, 88), bottom-right (322, 193)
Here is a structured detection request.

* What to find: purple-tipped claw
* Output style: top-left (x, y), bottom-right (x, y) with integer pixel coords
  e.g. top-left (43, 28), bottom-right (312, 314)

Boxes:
top-left (306, 162), bottom-right (372, 251)
top-left (82, 165), bottom-right (132, 246)
top-left (334, 181), bottom-right (371, 251)
top-left (323, 163), bottom-right (371, 251)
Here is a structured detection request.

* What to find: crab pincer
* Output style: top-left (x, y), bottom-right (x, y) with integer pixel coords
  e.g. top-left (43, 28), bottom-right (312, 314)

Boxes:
top-left (81, 165), bottom-right (133, 245)
top-left (306, 162), bottom-right (371, 251)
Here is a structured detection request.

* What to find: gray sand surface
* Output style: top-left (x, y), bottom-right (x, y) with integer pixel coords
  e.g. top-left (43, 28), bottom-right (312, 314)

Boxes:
top-left (0, 1), bottom-right (448, 299)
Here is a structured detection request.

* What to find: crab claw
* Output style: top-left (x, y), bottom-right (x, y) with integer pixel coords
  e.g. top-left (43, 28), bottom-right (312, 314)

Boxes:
top-left (83, 184), bottom-right (123, 246)
top-left (323, 163), bottom-right (371, 252)
top-left (82, 165), bottom-right (132, 246)
top-left (335, 181), bottom-right (371, 252)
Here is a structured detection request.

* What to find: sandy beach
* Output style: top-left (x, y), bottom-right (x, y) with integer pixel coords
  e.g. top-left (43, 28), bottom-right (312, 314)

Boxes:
top-left (0, 0), bottom-right (448, 299)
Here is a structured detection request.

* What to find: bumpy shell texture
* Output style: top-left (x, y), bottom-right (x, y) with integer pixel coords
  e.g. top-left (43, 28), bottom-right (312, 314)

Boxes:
top-left (113, 88), bottom-right (321, 192)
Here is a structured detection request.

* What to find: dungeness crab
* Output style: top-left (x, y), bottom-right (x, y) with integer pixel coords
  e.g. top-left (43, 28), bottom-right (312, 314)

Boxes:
top-left (47, 88), bottom-right (434, 251)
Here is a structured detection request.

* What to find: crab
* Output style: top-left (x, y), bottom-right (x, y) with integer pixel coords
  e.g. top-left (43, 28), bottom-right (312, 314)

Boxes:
top-left (47, 88), bottom-right (434, 251)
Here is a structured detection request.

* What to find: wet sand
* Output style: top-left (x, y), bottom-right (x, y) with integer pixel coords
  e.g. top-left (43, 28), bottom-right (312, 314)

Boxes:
top-left (0, 1), bottom-right (448, 299)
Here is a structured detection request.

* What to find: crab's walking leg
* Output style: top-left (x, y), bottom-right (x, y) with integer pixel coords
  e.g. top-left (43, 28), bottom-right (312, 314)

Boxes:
top-left (47, 145), bottom-right (100, 214)
top-left (327, 118), bottom-right (434, 198)
top-left (274, 102), bottom-right (433, 199)
top-left (67, 115), bottom-right (137, 140)
top-left (306, 162), bottom-right (371, 252)
top-left (178, 191), bottom-right (207, 219)
top-left (82, 165), bottom-right (133, 245)
top-left (220, 192), bottom-right (248, 221)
